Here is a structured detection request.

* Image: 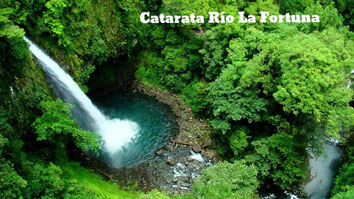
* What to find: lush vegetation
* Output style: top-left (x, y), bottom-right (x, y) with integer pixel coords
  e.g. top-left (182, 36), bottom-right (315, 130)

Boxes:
top-left (192, 161), bottom-right (259, 199)
top-left (1, 0), bottom-right (353, 199)
top-left (134, 0), bottom-right (353, 196)
top-left (331, 134), bottom-right (354, 199)
top-left (0, 5), bottom-right (139, 198)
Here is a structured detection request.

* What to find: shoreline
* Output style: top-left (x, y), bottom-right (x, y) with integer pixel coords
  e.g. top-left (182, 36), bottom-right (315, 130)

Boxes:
top-left (132, 80), bottom-right (218, 160)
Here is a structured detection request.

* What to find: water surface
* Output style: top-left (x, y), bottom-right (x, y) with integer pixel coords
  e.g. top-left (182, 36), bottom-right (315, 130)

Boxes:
top-left (93, 92), bottom-right (177, 167)
top-left (304, 143), bottom-right (341, 199)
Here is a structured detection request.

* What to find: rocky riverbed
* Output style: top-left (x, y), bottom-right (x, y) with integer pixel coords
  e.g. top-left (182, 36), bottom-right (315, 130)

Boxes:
top-left (115, 143), bottom-right (215, 195)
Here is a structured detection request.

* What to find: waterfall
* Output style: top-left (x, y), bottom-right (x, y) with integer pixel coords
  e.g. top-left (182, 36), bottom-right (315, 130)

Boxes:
top-left (24, 37), bottom-right (138, 154)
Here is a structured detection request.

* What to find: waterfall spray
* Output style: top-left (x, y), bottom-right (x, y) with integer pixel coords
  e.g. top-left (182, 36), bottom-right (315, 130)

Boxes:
top-left (24, 37), bottom-right (138, 154)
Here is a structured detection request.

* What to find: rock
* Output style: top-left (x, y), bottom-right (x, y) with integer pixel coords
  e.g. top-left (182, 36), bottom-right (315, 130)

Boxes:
top-left (187, 157), bottom-right (194, 162)
top-left (204, 139), bottom-right (212, 147)
top-left (166, 158), bottom-right (174, 166)
top-left (173, 178), bottom-right (178, 183)
top-left (155, 149), bottom-right (163, 156)
top-left (192, 144), bottom-right (202, 153)
top-left (181, 176), bottom-right (190, 183)
top-left (166, 143), bottom-right (174, 152)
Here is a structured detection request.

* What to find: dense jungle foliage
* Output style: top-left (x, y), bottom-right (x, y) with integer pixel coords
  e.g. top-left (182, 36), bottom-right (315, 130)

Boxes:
top-left (1, 0), bottom-right (353, 198)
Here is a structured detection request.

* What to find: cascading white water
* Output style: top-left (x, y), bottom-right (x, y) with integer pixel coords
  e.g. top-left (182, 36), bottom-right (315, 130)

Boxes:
top-left (24, 37), bottom-right (138, 154)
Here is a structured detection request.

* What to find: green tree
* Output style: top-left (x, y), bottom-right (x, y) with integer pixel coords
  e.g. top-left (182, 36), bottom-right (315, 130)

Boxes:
top-left (269, 31), bottom-right (353, 138)
top-left (33, 99), bottom-right (99, 151)
top-left (331, 134), bottom-right (354, 197)
top-left (193, 161), bottom-right (259, 199)
top-left (229, 126), bottom-right (250, 157)
top-left (209, 26), bottom-right (353, 139)
top-left (182, 81), bottom-right (209, 113)
top-left (0, 158), bottom-right (27, 198)
top-left (42, 0), bottom-right (68, 36)
top-left (278, 0), bottom-right (314, 13)
top-left (297, 2), bottom-right (343, 33)
top-left (0, 8), bottom-right (25, 38)
top-left (244, 134), bottom-right (306, 190)
top-left (331, 187), bottom-right (354, 199)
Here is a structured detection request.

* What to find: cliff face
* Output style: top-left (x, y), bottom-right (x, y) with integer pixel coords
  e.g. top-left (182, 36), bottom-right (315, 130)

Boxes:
top-left (86, 55), bottom-right (137, 97)
top-left (0, 37), bottom-right (52, 131)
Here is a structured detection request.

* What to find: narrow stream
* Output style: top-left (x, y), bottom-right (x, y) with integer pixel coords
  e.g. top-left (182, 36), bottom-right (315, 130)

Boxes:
top-left (304, 143), bottom-right (341, 199)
